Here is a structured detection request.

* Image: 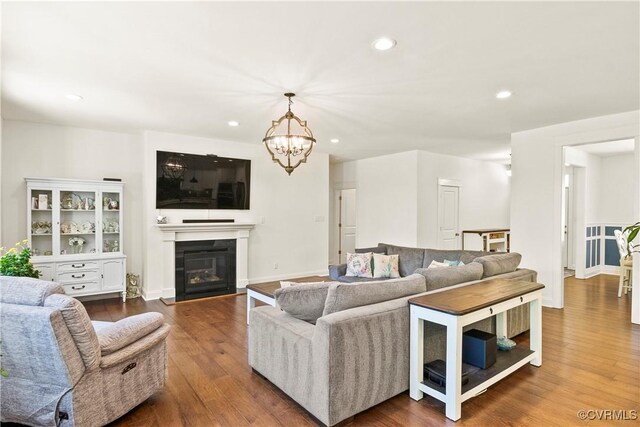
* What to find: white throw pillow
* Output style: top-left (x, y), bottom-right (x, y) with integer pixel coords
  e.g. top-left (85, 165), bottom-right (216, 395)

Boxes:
top-left (444, 259), bottom-right (465, 267)
top-left (345, 252), bottom-right (373, 277)
top-left (427, 260), bottom-right (450, 269)
top-left (373, 253), bottom-right (400, 278)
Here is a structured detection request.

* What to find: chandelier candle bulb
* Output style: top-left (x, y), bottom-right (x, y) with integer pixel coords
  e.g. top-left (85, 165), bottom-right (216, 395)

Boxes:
top-left (262, 93), bottom-right (316, 175)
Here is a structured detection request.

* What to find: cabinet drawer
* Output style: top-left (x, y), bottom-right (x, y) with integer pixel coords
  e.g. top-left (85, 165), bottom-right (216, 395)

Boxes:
top-left (63, 281), bottom-right (100, 295)
top-left (57, 261), bottom-right (100, 272)
top-left (57, 270), bottom-right (99, 283)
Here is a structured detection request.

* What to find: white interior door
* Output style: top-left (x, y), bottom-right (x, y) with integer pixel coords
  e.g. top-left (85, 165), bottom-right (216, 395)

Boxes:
top-left (339, 189), bottom-right (357, 263)
top-left (438, 185), bottom-right (460, 249)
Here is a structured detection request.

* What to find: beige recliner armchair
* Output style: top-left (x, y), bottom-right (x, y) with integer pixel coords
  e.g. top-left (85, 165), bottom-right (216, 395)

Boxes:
top-left (0, 277), bottom-right (170, 426)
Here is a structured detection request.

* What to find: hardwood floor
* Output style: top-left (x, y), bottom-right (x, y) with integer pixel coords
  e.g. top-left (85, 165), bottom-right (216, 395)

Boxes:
top-left (84, 274), bottom-right (639, 427)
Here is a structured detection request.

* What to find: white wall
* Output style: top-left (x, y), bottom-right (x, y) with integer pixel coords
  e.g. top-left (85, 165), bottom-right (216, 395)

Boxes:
top-left (329, 150), bottom-right (511, 252)
top-left (142, 131), bottom-right (329, 299)
top-left (354, 151), bottom-right (419, 248)
top-left (417, 151), bottom-right (510, 249)
top-left (1, 121), bottom-right (330, 299)
top-left (1, 120), bottom-right (145, 274)
top-left (511, 110), bottom-right (639, 320)
top-left (599, 153), bottom-right (636, 224)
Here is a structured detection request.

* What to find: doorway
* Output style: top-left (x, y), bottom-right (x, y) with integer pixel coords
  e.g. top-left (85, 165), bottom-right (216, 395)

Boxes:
top-left (562, 166), bottom-right (576, 277)
top-left (337, 189), bottom-right (356, 264)
top-left (437, 180), bottom-right (461, 249)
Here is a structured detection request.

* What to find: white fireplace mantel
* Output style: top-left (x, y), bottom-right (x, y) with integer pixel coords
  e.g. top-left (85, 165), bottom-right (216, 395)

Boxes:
top-left (155, 222), bottom-right (256, 295)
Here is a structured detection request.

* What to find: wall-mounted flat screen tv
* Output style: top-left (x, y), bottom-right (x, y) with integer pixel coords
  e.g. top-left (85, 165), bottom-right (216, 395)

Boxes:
top-left (156, 151), bottom-right (251, 210)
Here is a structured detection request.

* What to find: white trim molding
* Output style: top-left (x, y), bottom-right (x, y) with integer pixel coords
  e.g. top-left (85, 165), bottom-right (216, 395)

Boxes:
top-left (154, 222), bottom-right (256, 298)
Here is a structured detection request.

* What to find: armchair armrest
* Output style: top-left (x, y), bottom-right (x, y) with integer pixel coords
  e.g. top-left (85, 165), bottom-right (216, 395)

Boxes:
top-left (100, 324), bottom-right (171, 368)
top-left (93, 312), bottom-right (165, 355)
top-left (328, 264), bottom-right (347, 280)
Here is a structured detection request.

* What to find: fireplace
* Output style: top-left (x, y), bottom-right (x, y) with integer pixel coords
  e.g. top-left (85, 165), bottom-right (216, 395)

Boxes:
top-left (175, 239), bottom-right (236, 301)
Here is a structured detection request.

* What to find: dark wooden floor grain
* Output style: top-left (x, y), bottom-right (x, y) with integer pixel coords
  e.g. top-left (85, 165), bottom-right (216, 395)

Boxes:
top-left (84, 274), bottom-right (639, 427)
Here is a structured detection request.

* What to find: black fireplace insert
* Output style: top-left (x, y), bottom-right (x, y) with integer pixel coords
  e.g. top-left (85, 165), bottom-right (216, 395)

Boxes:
top-left (175, 239), bottom-right (236, 301)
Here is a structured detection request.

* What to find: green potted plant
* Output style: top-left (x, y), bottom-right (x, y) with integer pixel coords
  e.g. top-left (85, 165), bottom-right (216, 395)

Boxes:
top-left (0, 240), bottom-right (41, 278)
top-left (623, 222), bottom-right (639, 254)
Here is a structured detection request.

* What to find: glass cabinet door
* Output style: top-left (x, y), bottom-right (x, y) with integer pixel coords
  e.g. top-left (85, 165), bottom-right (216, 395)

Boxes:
top-left (29, 189), bottom-right (54, 257)
top-left (59, 190), bottom-right (98, 256)
top-left (101, 191), bottom-right (121, 254)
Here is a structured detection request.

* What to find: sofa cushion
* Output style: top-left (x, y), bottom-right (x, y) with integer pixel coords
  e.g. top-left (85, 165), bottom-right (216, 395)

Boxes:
top-left (336, 276), bottom-right (385, 283)
top-left (346, 252), bottom-right (373, 278)
top-left (322, 274), bottom-right (426, 316)
top-left (274, 282), bottom-right (334, 324)
top-left (473, 253), bottom-right (522, 278)
top-left (423, 249), bottom-right (489, 268)
top-left (381, 243), bottom-right (425, 276)
top-left (356, 245), bottom-right (387, 254)
top-left (372, 253), bottom-right (400, 278)
top-left (414, 262), bottom-right (484, 291)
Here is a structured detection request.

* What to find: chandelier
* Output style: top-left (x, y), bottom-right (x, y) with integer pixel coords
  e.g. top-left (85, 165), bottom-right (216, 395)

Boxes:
top-left (161, 153), bottom-right (187, 179)
top-left (263, 93), bottom-right (316, 175)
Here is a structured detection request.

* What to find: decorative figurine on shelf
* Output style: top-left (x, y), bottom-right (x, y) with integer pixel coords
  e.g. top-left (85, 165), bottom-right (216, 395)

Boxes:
top-left (108, 200), bottom-right (119, 210)
top-left (68, 236), bottom-right (86, 254)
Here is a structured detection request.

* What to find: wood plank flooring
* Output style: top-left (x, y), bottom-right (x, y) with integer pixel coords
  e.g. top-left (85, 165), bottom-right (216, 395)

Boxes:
top-left (83, 274), bottom-right (639, 427)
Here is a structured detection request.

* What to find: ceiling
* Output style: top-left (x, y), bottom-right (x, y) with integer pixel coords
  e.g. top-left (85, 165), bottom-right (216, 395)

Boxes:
top-left (2, 2), bottom-right (639, 163)
top-left (576, 138), bottom-right (636, 157)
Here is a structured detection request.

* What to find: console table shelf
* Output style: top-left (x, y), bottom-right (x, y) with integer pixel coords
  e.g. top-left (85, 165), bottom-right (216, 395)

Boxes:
top-left (420, 346), bottom-right (535, 397)
top-left (409, 279), bottom-right (543, 421)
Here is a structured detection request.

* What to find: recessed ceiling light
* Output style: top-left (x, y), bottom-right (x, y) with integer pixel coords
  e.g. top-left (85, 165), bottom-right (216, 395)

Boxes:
top-left (65, 94), bottom-right (83, 101)
top-left (496, 90), bottom-right (512, 99)
top-left (372, 37), bottom-right (396, 51)
top-left (227, 121), bottom-right (239, 127)
top-left (330, 138), bottom-right (340, 144)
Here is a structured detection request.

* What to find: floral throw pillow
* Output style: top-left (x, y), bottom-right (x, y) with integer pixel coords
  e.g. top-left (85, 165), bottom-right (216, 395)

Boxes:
top-left (373, 253), bottom-right (400, 278)
top-left (346, 252), bottom-right (373, 277)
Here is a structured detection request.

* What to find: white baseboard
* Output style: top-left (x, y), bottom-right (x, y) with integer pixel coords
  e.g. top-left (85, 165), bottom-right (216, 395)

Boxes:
top-left (142, 288), bottom-right (175, 301)
top-left (600, 265), bottom-right (621, 275)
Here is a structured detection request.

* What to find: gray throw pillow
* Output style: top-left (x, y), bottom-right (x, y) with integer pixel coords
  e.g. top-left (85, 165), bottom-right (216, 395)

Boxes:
top-left (414, 262), bottom-right (483, 291)
top-left (473, 253), bottom-right (522, 278)
top-left (322, 274), bottom-right (426, 316)
top-left (381, 243), bottom-right (425, 276)
top-left (274, 282), bottom-right (334, 324)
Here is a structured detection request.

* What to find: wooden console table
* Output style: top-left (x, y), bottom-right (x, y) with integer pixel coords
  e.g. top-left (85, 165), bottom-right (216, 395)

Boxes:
top-left (461, 228), bottom-right (510, 252)
top-left (409, 279), bottom-right (544, 421)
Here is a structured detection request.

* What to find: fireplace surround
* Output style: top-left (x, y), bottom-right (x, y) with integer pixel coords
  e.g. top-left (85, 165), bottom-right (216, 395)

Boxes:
top-left (155, 222), bottom-right (255, 300)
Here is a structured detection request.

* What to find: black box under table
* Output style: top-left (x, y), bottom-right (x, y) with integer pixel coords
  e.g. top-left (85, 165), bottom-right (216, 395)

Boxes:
top-left (462, 328), bottom-right (497, 369)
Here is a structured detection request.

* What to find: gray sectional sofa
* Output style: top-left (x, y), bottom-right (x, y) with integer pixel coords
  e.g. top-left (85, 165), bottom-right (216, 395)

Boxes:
top-left (249, 243), bottom-right (537, 426)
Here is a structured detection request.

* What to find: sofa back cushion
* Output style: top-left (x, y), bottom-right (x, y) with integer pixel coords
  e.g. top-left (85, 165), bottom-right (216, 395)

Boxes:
top-left (274, 282), bottom-right (334, 324)
top-left (422, 249), bottom-right (490, 268)
top-left (381, 243), bottom-right (425, 276)
top-left (473, 253), bottom-right (522, 278)
top-left (322, 274), bottom-right (426, 316)
top-left (414, 262), bottom-right (484, 291)
top-left (356, 245), bottom-right (387, 255)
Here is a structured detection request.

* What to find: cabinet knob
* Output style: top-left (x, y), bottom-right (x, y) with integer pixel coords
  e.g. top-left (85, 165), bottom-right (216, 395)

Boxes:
top-left (72, 263), bottom-right (85, 268)
top-left (71, 273), bottom-right (85, 279)
top-left (72, 285), bottom-right (86, 290)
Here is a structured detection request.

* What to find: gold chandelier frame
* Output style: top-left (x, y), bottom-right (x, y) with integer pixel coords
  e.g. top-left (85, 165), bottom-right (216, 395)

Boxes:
top-left (263, 93), bottom-right (316, 175)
